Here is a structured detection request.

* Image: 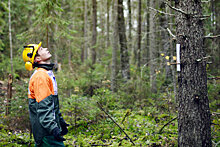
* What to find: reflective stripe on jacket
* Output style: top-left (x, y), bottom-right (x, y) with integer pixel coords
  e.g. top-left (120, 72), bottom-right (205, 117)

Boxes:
top-left (28, 68), bottom-right (65, 145)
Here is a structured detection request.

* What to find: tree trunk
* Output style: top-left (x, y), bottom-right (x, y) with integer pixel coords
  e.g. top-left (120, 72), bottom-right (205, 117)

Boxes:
top-left (149, 0), bottom-right (157, 93)
top-left (137, 0), bottom-right (142, 70)
top-left (68, 40), bottom-right (72, 71)
top-left (7, 0), bottom-right (13, 116)
top-left (106, 0), bottom-right (110, 48)
top-left (214, 0), bottom-right (220, 71)
top-left (127, 0), bottom-right (132, 53)
top-left (46, 2), bottom-right (49, 49)
top-left (8, 0), bottom-right (13, 76)
top-left (176, 0), bottom-right (212, 146)
top-left (111, 0), bottom-right (118, 92)
top-left (118, 0), bottom-right (130, 80)
top-left (143, 0), bottom-right (150, 65)
top-left (6, 74), bottom-right (12, 116)
top-left (159, 1), bottom-right (171, 80)
top-left (212, 0), bottom-right (220, 73)
top-left (98, 0), bottom-right (105, 61)
top-left (54, 25), bottom-right (58, 66)
top-left (168, 1), bottom-right (177, 102)
top-left (81, 0), bottom-right (85, 63)
top-left (84, 0), bottom-right (88, 61)
top-left (91, 0), bottom-right (97, 64)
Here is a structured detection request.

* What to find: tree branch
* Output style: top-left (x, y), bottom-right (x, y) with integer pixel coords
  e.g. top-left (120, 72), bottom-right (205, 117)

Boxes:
top-left (164, 1), bottom-right (210, 20)
top-left (194, 15), bottom-right (210, 18)
top-left (149, 7), bottom-right (174, 16)
top-left (158, 117), bottom-right (177, 134)
top-left (212, 112), bottom-right (220, 115)
top-left (97, 102), bottom-right (135, 146)
top-left (205, 34), bottom-right (220, 39)
top-left (164, 2), bottom-right (188, 15)
top-left (167, 28), bottom-right (176, 39)
top-left (202, 0), bottom-right (210, 3)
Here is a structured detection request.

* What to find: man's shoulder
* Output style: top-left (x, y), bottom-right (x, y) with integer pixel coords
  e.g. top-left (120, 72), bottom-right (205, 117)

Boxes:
top-left (30, 68), bottom-right (50, 81)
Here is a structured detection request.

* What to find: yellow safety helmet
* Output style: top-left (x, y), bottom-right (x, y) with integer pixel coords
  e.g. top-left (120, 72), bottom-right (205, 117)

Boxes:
top-left (22, 42), bottom-right (42, 71)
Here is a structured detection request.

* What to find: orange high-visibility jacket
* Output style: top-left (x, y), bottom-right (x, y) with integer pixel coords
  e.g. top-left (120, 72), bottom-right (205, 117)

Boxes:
top-left (28, 67), bottom-right (65, 145)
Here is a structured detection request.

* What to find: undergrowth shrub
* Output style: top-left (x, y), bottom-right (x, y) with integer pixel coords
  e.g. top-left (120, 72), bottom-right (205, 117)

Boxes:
top-left (207, 80), bottom-right (220, 112)
top-left (0, 79), bottom-right (30, 131)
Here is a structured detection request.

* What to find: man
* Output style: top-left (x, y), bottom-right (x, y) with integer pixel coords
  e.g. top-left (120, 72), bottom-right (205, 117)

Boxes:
top-left (23, 42), bottom-right (68, 146)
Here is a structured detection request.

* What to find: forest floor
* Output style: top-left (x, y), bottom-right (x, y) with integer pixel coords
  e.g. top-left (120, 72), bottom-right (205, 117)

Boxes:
top-left (0, 78), bottom-right (219, 146)
top-left (0, 108), bottom-right (219, 147)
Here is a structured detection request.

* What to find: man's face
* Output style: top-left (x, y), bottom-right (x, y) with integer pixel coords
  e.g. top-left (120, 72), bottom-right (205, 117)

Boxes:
top-left (37, 47), bottom-right (52, 61)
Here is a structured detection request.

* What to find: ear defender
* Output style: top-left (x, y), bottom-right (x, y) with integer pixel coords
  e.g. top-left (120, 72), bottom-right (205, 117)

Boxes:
top-left (25, 62), bottom-right (33, 71)
top-left (27, 53), bottom-right (33, 58)
top-left (23, 42), bottom-right (42, 71)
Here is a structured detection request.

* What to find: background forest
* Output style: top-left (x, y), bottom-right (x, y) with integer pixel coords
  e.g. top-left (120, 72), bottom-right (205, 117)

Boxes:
top-left (0, 0), bottom-right (219, 146)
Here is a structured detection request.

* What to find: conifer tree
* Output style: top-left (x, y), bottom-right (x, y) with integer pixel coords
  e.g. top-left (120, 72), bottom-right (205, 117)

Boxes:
top-left (175, 0), bottom-right (212, 146)
top-left (149, 0), bottom-right (157, 93)
top-left (33, 0), bottom-right (64, 48)
top-left (118, 0), bottom-right (130, 80)
top-left (0, 1), bottom-right (7, 52)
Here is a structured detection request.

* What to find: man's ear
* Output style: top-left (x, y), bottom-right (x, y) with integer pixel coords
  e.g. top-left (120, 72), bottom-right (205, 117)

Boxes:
top-left (34, 56), bottom-right (41, 62)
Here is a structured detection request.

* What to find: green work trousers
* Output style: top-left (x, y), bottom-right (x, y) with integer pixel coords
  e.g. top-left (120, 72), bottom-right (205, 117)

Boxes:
top-left (35, 136), bottom-right (65, 147)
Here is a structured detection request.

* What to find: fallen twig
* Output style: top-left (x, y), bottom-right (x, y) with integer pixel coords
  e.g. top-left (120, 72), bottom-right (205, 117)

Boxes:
top-left (91, 144), bottom-right (109, 146)
top-left (121, 109), bottom-right (131, 124)
top-left (158, 117), bottom-right (177, 134)
top-left (97, 102), bottom-right (135, 146)
top-left (212, 140), bottom-right (220, 147)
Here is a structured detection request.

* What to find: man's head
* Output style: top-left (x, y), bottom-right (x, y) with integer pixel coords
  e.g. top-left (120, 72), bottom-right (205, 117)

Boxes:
top-left (23, 42), bottom-right (52, 71)
top-left (34, 46), bottom-right (52, 64)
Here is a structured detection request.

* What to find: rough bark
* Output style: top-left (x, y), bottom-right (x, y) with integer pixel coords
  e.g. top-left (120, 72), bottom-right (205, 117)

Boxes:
top-left (212, 0), bottom-right (220, 73)
top-left (168, 1), bottom-right (177, 102)
top-left (127, 0), bottom-right (132, 52)
top-left (46, 2), bottom-right (49, 49)
top-left (98, 0), bottom-right (105, 60)
top-left (143, 0), bottom-right (150, 65)
top-left (106, 0), bottom-right (110, 48)
top-left (6, 74), bottom-right (12, 116)
top-left (215, 0), bottom-right (220, 72)
top-left (111, 0), bottom-right (118, 92)
top-left (8, 0), bottom-right (13, 76)
top-left (159, 1), bottom-right (171, 80)
top-left (91, 0), bottom-right (97, 64)
top-left (68, 40), bottom-right (72, 71)
top-left (81, 0), bottom-right (85, 62)
top-left (84, 0), bottom-right (88, 61)
top-left (137, 0), bottom-right (142, 70)
top-left (176, 0), bottom-right (212, 146)
top-left (118, 0), bottom-right (130, 80)
top-left (54, 25), bottom-right (58, 66)
top-left (149, 0), bottom-right (157, 93)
